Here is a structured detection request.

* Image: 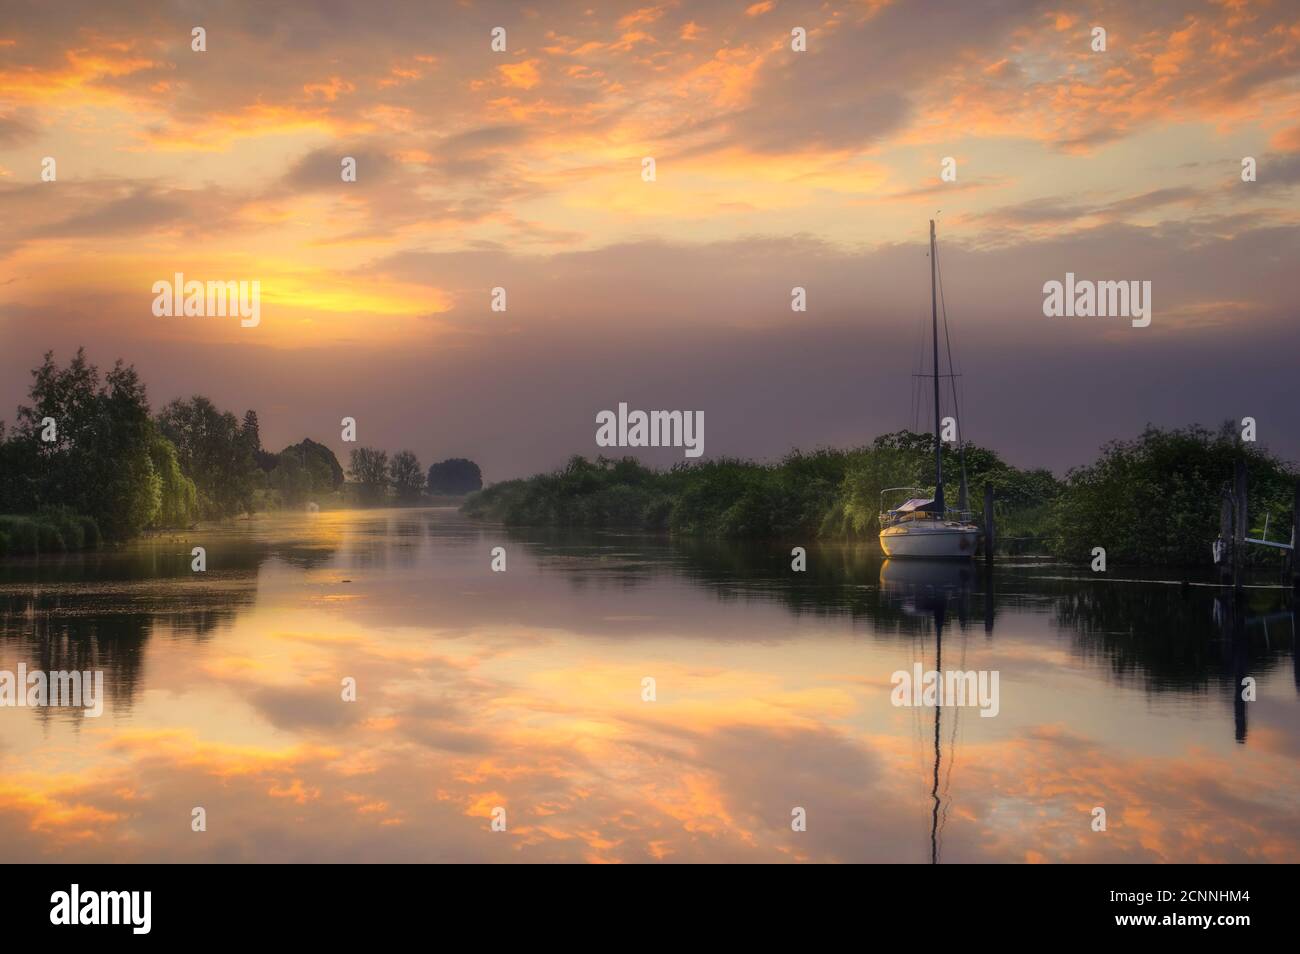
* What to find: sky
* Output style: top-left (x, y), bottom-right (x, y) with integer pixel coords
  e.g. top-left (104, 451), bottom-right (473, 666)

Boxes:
top-left (1, 0), bottom-right (1298, 481)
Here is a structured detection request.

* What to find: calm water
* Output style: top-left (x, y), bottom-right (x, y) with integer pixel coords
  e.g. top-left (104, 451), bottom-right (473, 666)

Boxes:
top-left (1, 507), bottom-right (1297, 863)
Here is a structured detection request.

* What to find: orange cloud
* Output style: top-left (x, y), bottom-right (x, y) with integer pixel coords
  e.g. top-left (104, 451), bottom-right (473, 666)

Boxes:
top-left (498, 59), bottom-right (541, 90)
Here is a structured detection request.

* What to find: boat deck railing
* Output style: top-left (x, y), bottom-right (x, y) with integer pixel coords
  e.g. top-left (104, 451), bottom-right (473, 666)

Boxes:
top-left (879, 508), bottom-right (978, 526)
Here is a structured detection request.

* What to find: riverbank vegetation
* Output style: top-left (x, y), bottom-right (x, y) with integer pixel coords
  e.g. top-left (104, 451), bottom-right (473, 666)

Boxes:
top-left (1052, 424), bottom-right (1294, 565)
top-left (0, 350), bottom-right (178, 552)
top-left (0, 350), bottom-right (482, 555)
top-left (4, 351), bottom-right (1292, 568)
top-left (462, 431), bottom-right (1058, 544)
top-left (340, 447), bottom-right (480, 506)
top-left (464, 426), bottom-right (1297, 567)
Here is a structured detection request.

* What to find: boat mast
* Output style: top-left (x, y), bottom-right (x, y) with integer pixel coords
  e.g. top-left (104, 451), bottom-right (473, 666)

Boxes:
top-left (930, 219), bottom-right (945, 514)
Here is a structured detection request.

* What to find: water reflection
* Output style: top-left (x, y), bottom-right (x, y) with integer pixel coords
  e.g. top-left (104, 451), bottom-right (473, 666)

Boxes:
top-left (0, 532), bottom-right (340, 712)
top-left (0, 509), bottom-right (1296, 862)
top-left (879, 559), bottom-right (971, 864)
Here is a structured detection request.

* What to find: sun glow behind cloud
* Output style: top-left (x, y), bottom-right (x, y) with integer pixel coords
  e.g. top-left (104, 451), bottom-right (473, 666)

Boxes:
top-left (1, 0), bottom-right (1298, 474)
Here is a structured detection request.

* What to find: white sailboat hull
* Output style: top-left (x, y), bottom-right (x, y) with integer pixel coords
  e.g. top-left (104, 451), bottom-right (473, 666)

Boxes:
top-left (879, 522), bottom-right (980, 559)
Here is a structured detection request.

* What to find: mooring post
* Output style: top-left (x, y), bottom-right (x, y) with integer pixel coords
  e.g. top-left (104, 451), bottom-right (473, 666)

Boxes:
top-left (1218, 490), bottom-right (1234, 586)
top-left (1291, 480), bottom-right (1299, 592)
top-left (1233, 458), bottom-right (1247, 593)
top-left (983, 484), bottom-right (995, 565)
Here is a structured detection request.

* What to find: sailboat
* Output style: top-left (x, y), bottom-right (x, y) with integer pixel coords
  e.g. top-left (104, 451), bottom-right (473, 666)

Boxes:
top-left (878, 221), bottom-right (981, 559)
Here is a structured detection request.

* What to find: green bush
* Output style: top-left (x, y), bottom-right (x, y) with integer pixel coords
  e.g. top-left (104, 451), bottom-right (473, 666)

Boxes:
top-left (1049, 425), bottom-right (1296, 566)
top-left (0, 516), bottom-right (39, 554)
top-left (0, 512), bottom-right (102, 555)
top-left (35, 521), bottom-right (66, 553)
top-left (78, 516), bottom-right (101, 548)
top-left (461, 426), bottom-right (1297, 567)
top-left (40, 508), bottom-right (84, 550)
top-left (462, 438), bottom-right (1063, 544)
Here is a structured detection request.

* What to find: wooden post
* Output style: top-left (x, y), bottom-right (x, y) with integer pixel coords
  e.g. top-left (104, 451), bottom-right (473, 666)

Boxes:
top-left (1218, 490), bottom-right (1234, 586)
top-left (982, 485), bottom-right (995, 565)
top-left (1291, 481), bottom-right (1299, 592)
top-left (1233, 458), bottom-right (1247, 593)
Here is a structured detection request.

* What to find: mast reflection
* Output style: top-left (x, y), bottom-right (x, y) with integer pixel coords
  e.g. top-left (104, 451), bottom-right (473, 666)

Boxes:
top-left (879, 559), bottom-right (987, 863)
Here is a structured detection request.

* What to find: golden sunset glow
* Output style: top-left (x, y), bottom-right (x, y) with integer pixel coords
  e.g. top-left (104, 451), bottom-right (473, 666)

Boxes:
top-left (4, 2), bottom-right (1298, 478)
top-left (2, 0), bottom-right (1299, 869)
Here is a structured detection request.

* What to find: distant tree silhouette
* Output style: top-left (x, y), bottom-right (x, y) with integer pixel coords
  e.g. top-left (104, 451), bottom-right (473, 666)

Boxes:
top-left (273, 438), bottom-right (345, 500)
top-left (427, 458), bottom-right (482, 495)
top-left (349, 447), bottom-right (389, 504)
top-left (241, 409), bottom-right (278, 472)
top-left (389, 449), bottom-right (425, 502)
top-left (241, 409), bottom-right (261, 448)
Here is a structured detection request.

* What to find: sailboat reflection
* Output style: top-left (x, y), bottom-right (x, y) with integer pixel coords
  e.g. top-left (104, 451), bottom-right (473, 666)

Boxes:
top-left (879, 559), bottom-right (986, 863)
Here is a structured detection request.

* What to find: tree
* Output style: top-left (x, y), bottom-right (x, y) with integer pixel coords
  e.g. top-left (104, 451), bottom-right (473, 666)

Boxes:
top-left (348, 447), bottom-right (389, 504)
top-left (241, 409), bottom-right (279, 472)
top-left (389, 450), bottom-right (425, 502)
top-left (9, 350), bottom-right (164, 538)
top-left (150, 431), bottom-right (198, 527)
top-left (277, 439), bottom-right (344, 489)
top-left (269, 450), bottom-right (313, 506)
top-left (270, 438), bottom-right (345, 505)
top-left (157, 396), bottom-right (258, 518)
top-left (427, 458), bottom-right (483, 495)
top-left (241, 409), bottom-right (261, 451)
top-left (1050, 426), bottom-right (1295, 566)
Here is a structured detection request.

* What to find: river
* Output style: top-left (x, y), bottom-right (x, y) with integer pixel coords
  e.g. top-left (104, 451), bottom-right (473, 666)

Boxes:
top-left (1, 507), bottom-right (1296, 862)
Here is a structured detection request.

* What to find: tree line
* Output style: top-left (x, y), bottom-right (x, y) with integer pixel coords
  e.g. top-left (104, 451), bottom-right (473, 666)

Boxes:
top-left (0, 350), bottom-right (482, 555)
top-left (345, 447), bottom-right (482, 504)
top-left (463, 426), bottom-right (1298, 567)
